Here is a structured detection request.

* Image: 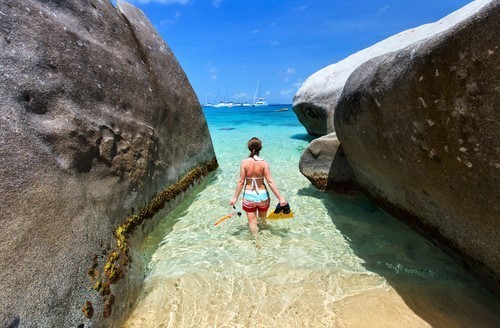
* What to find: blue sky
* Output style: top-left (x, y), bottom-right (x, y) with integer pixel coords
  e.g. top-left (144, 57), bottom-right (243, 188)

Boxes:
top-left (118, 0), bottom-right (473, 104)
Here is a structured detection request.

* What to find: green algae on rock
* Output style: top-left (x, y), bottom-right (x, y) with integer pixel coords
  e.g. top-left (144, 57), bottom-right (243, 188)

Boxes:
top-left (86, 158), bottom-right (218, 319)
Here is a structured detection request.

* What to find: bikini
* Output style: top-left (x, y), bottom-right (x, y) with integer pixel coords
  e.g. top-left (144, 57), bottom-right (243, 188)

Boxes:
top-left (243, 177), bottom-right (269, 202)
top-left (242, 156), bottom-right (271, 212)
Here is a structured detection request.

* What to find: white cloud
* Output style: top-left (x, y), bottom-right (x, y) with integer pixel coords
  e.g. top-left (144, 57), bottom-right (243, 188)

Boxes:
top-left (252, 29), bottom-right (260, 34)
top-left (270, 40), bottom-right (280, 46)
top-left (280, 89), bottom-right (293, 96)
top-left (293, 4), bottom-right (309, 11)
top-left (280, 81), bottom-right (303, 98)
top-left (212, 0), bottom-right (222, 8)
top-left (233, 92), bottom-right (249, 101)
top-left (378, 5), bottom-right (390, 14)
top-left (158, 19), bottom-right (174, 26)
top-left (280, 67), bottom-right (297, 82)
top-left (280, 87), bottom-right (298, 99)
top-left (157, 11), bottom-right (181, 27)
top-left (206, 62), bottom-right (218, 81)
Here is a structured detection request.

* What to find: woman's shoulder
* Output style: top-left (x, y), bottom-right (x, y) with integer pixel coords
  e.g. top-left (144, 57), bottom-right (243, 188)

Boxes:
top-left (241, 156), bottom-right (267, 167)
top-left (242, 156), bottom-right (266, 161)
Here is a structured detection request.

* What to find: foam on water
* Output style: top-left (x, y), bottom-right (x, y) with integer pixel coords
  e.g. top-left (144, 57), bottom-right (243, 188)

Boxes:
top-left (122, 106), bottom-right (500, 327)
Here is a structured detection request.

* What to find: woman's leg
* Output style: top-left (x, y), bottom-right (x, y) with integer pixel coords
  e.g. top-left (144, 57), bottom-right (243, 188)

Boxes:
top-left (257, 199), bottom-right (270, 228)
top-left (246, 211), bottom-right (261, 248)
top-left (257, 210), bottom-right (267, 228)
top-left (246, 211), bottom-right (259, 238)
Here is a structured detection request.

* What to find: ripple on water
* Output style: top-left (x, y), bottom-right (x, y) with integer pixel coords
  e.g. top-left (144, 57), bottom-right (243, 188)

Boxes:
top-left (122, 107), bottom-right (500, 327)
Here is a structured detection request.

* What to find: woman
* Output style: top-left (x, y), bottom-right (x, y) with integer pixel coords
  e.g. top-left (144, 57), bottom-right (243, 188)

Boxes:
top-left (230, 137), bottom-right (287, 246)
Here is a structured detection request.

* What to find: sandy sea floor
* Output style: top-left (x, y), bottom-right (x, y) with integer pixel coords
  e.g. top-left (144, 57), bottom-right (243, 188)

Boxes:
top-left (121, 107), bottom-right (500, 327)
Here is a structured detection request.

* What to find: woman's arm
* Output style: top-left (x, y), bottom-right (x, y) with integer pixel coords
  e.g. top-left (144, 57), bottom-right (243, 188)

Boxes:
top-left (230, 161), bottom-right (246, 206)
top-left (263, 162), bottom-right (287, 205)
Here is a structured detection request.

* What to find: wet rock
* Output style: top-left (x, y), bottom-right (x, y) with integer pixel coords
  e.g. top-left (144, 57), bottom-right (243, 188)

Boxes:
top-left (0, 0), bottom-right (216, 327)
top-left (335, 0), bottom-right (500, 295)
top-left (299, 133), bottom-right (355, 192)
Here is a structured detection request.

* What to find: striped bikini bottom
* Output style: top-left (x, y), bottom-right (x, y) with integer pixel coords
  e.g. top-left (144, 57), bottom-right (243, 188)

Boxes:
top-left (242, 189), bottom-right (270, 213)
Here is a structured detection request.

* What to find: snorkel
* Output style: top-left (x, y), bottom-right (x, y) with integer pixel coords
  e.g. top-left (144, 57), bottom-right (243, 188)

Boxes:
top-left (214, 206), bottom-right (242, 226)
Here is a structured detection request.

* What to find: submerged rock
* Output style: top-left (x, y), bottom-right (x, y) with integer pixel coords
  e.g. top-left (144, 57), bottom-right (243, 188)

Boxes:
top-left (298, 133), bottom-right (355, 192)
top-left (292, 0), bottom-right (493, 136)
top-left (335, 0), bottom-right (499, 295)
top-left (0, 0), bottom-right (216, 326)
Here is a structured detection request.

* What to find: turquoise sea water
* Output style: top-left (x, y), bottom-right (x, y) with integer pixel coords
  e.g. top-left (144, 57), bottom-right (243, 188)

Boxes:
top-left (122, 106), bottom-right (500, 327)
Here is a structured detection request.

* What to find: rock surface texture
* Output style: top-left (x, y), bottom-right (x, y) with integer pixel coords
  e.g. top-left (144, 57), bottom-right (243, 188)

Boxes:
top-left (0, 0), bottom-right (216, 327)
top-left (292, 0), bottom-right (494, 137)
top-left (335, 0), bottom-right (499, 295)
top-left (298, 134), bottom-right (355, 191)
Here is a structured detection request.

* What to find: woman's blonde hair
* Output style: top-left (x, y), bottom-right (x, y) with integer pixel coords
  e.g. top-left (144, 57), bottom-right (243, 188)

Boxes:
top-left (247, 137), bottom-right (262, 157)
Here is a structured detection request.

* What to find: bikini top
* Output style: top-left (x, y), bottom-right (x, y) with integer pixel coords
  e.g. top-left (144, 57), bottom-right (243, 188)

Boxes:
top-left (245, 155), bottom-right (266, 193)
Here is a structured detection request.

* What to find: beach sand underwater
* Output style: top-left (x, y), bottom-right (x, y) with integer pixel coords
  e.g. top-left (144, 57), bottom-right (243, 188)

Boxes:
top-left (121, 106), bottom-right (500, 327)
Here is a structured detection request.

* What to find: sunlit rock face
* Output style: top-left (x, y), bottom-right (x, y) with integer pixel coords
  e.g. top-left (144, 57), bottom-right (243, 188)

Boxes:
top-left (335, 1), bottom-right (499, 295)
top-left (298, 133), bottom-right (355, 192)
top-left (0, 0), bottom-right (216, 327)
top-left (292, 0), bottom-right (493, 137)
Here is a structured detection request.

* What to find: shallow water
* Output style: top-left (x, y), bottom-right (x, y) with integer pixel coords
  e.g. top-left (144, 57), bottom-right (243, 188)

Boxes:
top-left (122, 106), bottom-right (500, 327)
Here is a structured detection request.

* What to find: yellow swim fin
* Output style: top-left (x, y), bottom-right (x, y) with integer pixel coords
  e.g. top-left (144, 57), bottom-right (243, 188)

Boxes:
top-left (267, 203), bottom-right (294, 220)
top-left (280, 210), bottom-right (294, 219)
top-left (267, 211), bottom-right (282, 219)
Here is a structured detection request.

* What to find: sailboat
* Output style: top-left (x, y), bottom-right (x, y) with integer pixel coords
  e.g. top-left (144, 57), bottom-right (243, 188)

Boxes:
top-left (252, 78), bottom-right (268, 107)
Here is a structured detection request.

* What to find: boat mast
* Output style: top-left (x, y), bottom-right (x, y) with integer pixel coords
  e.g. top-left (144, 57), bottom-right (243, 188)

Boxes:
top-left (253, 77), bottom-right (260, 104)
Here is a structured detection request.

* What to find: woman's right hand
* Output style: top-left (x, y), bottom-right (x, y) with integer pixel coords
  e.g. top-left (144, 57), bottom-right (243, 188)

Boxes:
top-left (278, 198), bottom-right (287, 206)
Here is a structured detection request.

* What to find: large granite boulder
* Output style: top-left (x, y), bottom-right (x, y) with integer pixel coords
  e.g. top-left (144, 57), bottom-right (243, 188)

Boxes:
top-left (298, 133), bottom-right (355, 191)
top-left (0, 0), bottom-right (216, 327)
top-left (292, 0), bottom-right (493, 136)
top-left (335, 0), bottom-right (499, 295)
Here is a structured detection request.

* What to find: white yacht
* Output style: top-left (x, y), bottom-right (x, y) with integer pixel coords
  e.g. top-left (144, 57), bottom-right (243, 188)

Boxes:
top-left (252, 78), bottom-right (268, 106)
top-left (213, 101), bottom-right (228, 108)
top-left (253, 98), bottom-right (268, 106)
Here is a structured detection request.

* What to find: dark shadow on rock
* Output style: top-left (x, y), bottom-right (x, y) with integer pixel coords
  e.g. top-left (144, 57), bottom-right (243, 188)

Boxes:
top-left (297, 186), bottom-right (500, 327)
top-left (289, 133), bottom-right (317, 142)
top-left (325, 144), bottom-right (358, 193)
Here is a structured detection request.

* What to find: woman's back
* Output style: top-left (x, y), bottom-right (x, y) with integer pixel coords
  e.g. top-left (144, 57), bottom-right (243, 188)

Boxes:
top-left (243, 156), bottom-right (267, 190)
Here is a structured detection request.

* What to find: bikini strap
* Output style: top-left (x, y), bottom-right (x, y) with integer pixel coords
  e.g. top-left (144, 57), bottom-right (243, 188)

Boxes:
top-left (245, 156), bottom-right (265, 194)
